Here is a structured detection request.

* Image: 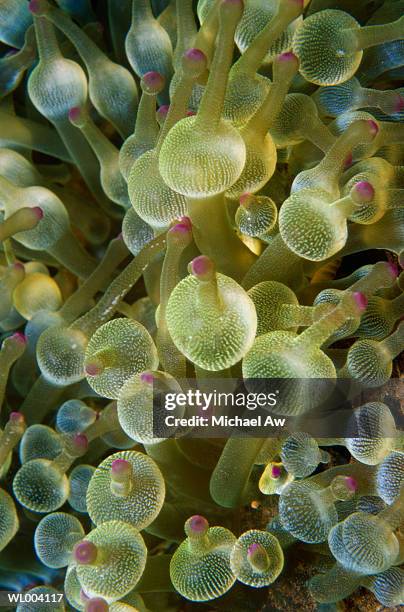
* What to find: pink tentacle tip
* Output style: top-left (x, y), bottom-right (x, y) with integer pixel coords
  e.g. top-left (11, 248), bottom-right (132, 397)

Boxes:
top-left (73, 541), bottom-right (97, 565)
top-left (179, 216), bottom-right (192, 229)
top-left (142, 71), bottom-right (165, 93)
top-left (13, 262), bottom-right (25, 272)
top-left (85, 598), bottom-right (109, 612)
top-left (80, 589), bottom-right (90, 602)
top-left (157, 105), bottom-right (170, 120)
top-left (278, 52), bottom-right (298, 64)
top-left (188, 515), bottom-right (209, 533)
top-left (28, 0), bottom-right (42, 14)
top-left (394, 94), bottom-right (404, 113)
top-left (353, 292), bottom-right (368, 312)
top-left (345, 476), bottom-right (358, 493)
top-left (247, 543), bottom-right (262, 557)
top-left (140, 371), bottom-right (154, 384)
top-left (190, 255), bottom-right (214, 278)
top-left (143, 71), bottom-right (163, 84)
top-left (184, 48), bottom-right (207, 63)
top-left (9, 411), bottom-right (25, 424)
top-left (169, 220), bottom-right (192, 236)
top-left (187, 110), bottom-right (197, 116)
top-left (11, 332), bottom-right (27, 345)
top-left (271, 465), bottom-right (282, 479)
top-left (111, 458), bottom-right (131, 476)
top-left (84, 362), bottom-right (102, 377)
top-left (367, 119), bottom-right (379, 137)
top-left (32, 206), bottom-right (44, 220)
top-left (73, 433), bottom-right (89, 453)
top-left (343, 152), bottom-right (353, 169)
top-left (240, 192), bottom-right (253, 206)
top-left (68, 107), bottom-right (82, 123)
top-left (353, 181), bottom-right (374, 202)
top-left (387, 261), bottom-right (399, 278)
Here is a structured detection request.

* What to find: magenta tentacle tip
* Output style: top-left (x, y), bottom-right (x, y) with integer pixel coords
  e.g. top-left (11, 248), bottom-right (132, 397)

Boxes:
top-left (183, 48), bottom-right (208, 76)
top-left (188, 515), bottom-right (209, 534)
top-left (73, 540), bottom-right (97, 565)
top-left (271, 465), bottom-right (282, 479)
top-left (353, 181), bottom-right (375, 202)
top-left (140, 371), bottom-right (154, 384)
top-left (28, 0), bottom-right (42, 14)
top-left (157, 105), bottom-right (170, 121)
top-left (345, 476), bottom-right (358, 493)
top-left (73, 433), bottom-right (89, 453)
top-left (80, 589), bottom-right (90, 602)
top-left (394, 94), bottom-right (404, 113)
top-left (84, 363), bottom-right (102, 377)
top-left (239, 192), bottom-right (253, 206)
top-left (31, 206), bottom-right (44, 220)
top-left (142, 71), bottom-right (165, 94)
top-left (9, 411), bottom-right (25, 424)
top-left (111, 458), bottom-right (131, 476)
top-left (143, 71), bottom-right (163, 84)
top-left (247, 542), bottom-right (262, 557)
top-left (278, 52), bottom-right (299, 64)
top-left (190, 255), bottom-right (214, 279)
top-left (353, 291), bottom-right (368, 312)
top-left (11, 332), bottom-right (27, 345)
top-left (367, 119), bottom-right (379, 137)
top-left (343, 152), bottom-right (353, 169)
top-left (68, 106), bottom-right (82, 123)
top-left (169, 221), bottom-right (192, 236)
top-left (85, 598), bottom-right (109, 612)
top-left (184, 48), bottom-right (207, 64)
top-left (179, 216), bottom-right (192, 229)
top-left (387, 261), bottom-right (399, 278)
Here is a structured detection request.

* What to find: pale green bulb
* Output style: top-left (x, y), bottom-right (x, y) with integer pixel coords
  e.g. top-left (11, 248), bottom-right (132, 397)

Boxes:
top-left (34, 512), bottom-right (85, 568)
top-left (86, 450), bottom-right (165, 530)
top-left (84, 318), bottom-right (159, 399)
top-left (166, 259), bottom-right (257, 370)
top-left (74, 521), bottom-right (147, 602)
top-left (117, 370), bottom-right (183, 445)
top-left (170, 516), bottom-right (236, 601)
top-left (0, 488), bottom-right (18, 552)
top-left (158, 116), bottom-right (246, 198)
top-left (230, 530), bottom-right (284, 587)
